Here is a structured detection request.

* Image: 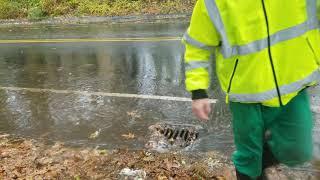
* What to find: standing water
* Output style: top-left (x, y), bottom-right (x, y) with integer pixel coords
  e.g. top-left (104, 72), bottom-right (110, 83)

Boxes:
top-left (0, 23), bottom-right (318, 162)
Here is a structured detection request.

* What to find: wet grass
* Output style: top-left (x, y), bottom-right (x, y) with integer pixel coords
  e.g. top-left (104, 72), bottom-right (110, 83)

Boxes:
top-left (0, 0), bottom-right (196, 20)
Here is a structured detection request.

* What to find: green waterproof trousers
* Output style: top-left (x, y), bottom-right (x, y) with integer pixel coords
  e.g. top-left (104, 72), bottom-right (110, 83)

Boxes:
top-left (230, 89), bottom-right (313, 178)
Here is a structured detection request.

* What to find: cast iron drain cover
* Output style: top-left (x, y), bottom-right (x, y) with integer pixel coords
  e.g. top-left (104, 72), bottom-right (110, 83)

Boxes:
top-left (145, 123), bottom-right (204, 151)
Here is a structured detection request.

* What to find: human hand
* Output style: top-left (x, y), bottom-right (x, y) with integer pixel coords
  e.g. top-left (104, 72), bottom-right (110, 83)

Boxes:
top-left (192, 98), bottom-right (211, 122)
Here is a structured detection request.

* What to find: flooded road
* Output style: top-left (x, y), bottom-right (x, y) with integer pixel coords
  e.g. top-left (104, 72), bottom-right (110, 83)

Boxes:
top-left (0, 22), bottom-right (318, 159)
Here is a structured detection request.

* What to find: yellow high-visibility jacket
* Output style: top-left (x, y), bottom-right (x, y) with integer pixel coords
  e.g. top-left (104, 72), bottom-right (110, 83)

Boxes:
top-left (183, 0), bottom-right (320, 107)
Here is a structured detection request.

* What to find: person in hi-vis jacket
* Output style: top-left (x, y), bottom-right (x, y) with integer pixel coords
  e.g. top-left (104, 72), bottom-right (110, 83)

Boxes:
top-left (183, 0), bottom-right (320, 179)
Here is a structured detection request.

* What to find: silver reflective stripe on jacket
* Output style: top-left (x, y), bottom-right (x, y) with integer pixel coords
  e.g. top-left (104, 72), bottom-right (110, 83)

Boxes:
top-left (204, 0), bottom-right (319, 58)
top-left (182, 33), bottom-right (215, 51)
top-left (185, 61), bottom-right (210, 71)
top-left (229, 70), bottom-right (320, 102)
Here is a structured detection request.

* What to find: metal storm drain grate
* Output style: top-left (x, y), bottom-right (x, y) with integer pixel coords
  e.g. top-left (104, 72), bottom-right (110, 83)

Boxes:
top-left (145, 123), bottom-right (202, 151)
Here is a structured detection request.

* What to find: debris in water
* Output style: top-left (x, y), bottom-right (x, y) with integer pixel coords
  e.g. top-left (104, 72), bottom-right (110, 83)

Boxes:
top-left (122, 133), bottom-right (135, 139)
top-left (127, 110), bottom-right (142, 119)
top-left (89, 129), bottom-right (101, 139)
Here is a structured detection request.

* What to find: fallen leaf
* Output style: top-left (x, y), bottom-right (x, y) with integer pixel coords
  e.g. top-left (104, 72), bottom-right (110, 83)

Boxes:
top-left (95, 149), bottom-right (108, 155)
top-left (143, 156), bottom-right (155, 162)
top-left (74, 175), bottom-right (81, 180)
top-left (89, 129), bottom-right (101, 139)
top-left (157, 175), bottom-right (168, 180)
top-left (0, 134), bottom-right (10, 139)
top-left (127, 110), bottom-right (141, 118)
top-left (122, 133), bottom-right (135, 139)
top-left (163, 158), bottom-right (172, 170)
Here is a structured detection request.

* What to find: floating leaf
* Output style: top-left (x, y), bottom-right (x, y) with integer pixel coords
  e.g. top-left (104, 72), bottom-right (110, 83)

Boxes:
top-left (89, 129), bottom-right (101, 139)
top-left (127, 110), bottom-right (141, 119)
top-left (121, 133), bottom-right (135, 139)
top-left (97, 149), bottom-right (108, 155)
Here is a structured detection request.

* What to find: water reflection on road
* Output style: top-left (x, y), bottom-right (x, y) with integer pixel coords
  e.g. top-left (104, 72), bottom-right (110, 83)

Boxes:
top-left (0, 23), bottom-right (318, 159)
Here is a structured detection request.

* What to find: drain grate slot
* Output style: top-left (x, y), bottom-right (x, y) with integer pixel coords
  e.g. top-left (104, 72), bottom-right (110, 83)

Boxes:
top-left (179, 129), bottom-right (185, 138)
top-left (146, 123), bottom-right (203, 150)
top-left (159, 126), bottom-right (199, 145)
top-left (184, 130), bottom-right (190, 141)
top-left (172, 129), bottom-right (179, 140)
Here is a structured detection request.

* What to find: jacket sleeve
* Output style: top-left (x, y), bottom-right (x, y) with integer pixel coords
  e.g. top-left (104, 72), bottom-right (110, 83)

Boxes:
top-left (182, 0), bottom-right (220, 93)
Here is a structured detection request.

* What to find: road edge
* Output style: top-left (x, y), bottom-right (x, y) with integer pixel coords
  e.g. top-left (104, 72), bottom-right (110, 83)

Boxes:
top-left (0, 14), bottom-right (191, 27)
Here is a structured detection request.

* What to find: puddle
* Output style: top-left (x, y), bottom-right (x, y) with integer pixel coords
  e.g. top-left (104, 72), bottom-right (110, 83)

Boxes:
top-left (0, 23), bottom-right (318, 166)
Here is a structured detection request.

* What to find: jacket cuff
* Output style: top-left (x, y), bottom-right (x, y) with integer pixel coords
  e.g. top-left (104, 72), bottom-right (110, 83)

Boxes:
top-left (191, 89), bottom-right (208, 100)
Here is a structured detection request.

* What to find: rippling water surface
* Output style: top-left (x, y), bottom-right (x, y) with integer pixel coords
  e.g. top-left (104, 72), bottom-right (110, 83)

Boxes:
top-left (0, 23), bottom-right (318, 160)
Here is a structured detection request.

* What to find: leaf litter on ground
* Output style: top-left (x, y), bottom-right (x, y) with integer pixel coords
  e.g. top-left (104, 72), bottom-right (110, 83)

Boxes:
top-left (0, 133), bottom-right (318, 179)
top-left (0, 133), bottom-right (232, 179)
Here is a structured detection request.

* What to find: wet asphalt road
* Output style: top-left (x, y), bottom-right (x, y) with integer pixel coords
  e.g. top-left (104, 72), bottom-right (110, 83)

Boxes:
top-left (0, 22), bottom-right (318, 158)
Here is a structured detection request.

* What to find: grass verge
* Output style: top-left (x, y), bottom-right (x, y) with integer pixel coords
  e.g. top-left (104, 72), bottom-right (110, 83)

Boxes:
top-left (0, 0), bottom-right (196, 20)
